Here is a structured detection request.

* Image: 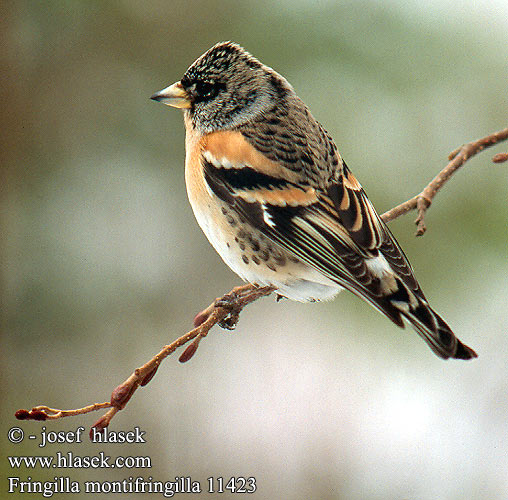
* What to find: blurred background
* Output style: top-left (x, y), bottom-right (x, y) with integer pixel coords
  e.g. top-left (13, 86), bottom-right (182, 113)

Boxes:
top-left (2, 1), bottom-right (508, 498)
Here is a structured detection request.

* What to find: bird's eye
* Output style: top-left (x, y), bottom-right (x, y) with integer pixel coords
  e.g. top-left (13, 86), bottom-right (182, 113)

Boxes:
top-left (195, 80), bottom-right (220, 100)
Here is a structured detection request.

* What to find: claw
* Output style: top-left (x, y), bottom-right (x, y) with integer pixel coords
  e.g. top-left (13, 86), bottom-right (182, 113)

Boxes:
top-left (214, 291), bottom-right (239, 309)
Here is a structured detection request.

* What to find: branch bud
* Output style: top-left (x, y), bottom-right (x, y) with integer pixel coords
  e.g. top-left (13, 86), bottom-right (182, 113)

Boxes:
top-left (29, 410), bottom-right (48, 421)
top-left (492, 152), bottom-right (508, 163)
top-left (15, 409), bottom-right (30, 420)
top-left (90, 415), bottom-right (109, 439)
top-left (140, 365), bottom-right (159, 386)
top-left (193, 310), bottom-right (210, 327)
top-left (110, 381), bottom-right (136, 409)
top-left (179, 339), bottom-right (200, 363)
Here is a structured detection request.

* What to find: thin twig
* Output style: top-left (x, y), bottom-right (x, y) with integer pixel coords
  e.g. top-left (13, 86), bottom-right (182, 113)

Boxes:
top-left (16, 284), bottom-right (275, 437)
top-left (381, 127), bottom-right (508, 235)
top-left (15, 403), bottom-right (111, 421)
top-left (15, 127), bottom-right (507, 434)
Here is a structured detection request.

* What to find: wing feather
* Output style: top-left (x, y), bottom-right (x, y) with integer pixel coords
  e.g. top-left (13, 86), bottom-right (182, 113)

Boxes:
top-left (202, 155), bottom-right (407, 325)
top-left (201, 142), bottom-right (477, 359)
top-left (198, 99), bottom-right (476, 359)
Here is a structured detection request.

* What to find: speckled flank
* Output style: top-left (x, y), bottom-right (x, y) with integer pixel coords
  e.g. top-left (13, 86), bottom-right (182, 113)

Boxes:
top-left (183, 99), bottom-right (341, 302)
top-left (221, 204), bottom-right (291, 274)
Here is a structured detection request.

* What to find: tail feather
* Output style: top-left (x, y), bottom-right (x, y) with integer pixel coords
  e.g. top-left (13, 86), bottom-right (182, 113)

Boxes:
top-left (386, 281), bottom-right (477, 360)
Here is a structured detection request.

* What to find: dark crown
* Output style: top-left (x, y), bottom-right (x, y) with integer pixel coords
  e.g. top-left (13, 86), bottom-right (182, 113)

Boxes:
top-left (182, 42), bottom-right (261, 84)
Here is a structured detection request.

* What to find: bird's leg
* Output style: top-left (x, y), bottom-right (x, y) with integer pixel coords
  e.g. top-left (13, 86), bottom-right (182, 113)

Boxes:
top-left (215, 284), bottom-right (258, 330)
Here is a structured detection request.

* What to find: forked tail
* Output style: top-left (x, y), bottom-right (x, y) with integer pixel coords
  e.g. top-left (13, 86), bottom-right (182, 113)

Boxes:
top-left (386, 280), bottom-right (477, 360)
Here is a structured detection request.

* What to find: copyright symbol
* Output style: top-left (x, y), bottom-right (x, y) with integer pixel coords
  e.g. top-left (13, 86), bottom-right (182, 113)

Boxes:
top-left (8, 427), bottom-right (24, 444)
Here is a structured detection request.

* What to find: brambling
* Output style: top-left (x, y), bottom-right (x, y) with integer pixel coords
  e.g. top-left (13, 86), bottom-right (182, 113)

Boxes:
top-left (151, 41), bottom-right (476, 360)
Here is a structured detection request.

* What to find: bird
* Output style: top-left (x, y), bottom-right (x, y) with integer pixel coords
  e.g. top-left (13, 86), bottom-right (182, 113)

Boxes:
top-left (151, 41), bottom-right (476, 360)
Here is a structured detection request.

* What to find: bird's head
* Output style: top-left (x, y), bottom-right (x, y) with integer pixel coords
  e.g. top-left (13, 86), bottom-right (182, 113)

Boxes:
top-left (151, 41), bottom-right (293, 133)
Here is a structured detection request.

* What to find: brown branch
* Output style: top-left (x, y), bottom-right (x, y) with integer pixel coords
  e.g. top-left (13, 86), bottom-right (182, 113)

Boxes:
top-left (381, 127), bottom-right (508, 235)
top-left (16, 284), bottom-right (275, 437)
top-left (15, 127), bottom-right (507, 434)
